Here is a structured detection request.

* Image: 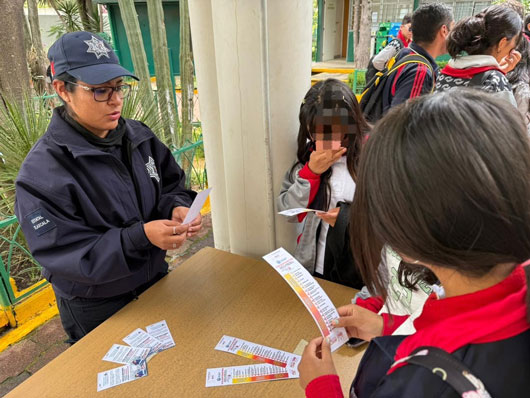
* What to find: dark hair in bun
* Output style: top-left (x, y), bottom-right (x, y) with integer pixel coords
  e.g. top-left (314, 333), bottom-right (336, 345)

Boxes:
top-left (447, 5), bottom-right (522, 58)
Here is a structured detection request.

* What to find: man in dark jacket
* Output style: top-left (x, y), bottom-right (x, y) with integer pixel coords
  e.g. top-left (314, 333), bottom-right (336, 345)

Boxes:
top-left (15, 31), bottom-right (201, 343)
top-left (382, 3), bottom-right (453, 113)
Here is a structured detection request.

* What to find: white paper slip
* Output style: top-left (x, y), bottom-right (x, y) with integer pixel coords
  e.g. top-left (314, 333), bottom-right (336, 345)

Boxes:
top-left (97, 361), bottom-right (148, 392)
top-left (263, 248), bottom-right (349, 352)
top-left (205, 364), bottom-right (299, 387)
top-left (182, 187), bottom-right (212, 224)
top-left (102, 344), bottom-right (150, 365)
top-left (215, 336), bottom-right (301, 370)
top-left (123, 328), bottom-right (164, 355)
top-left (145, 320), bottom-right (175, 350)
top-left (278, 208), bottom-right (322, 217)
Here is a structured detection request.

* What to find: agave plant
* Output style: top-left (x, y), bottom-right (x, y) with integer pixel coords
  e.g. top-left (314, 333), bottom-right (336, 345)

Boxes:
top-left (122, 86), bottom-right (166, 146)
top-left (0, 94), bottom-right (53, 217)
top-left (47, 0), bottom-right (106, 40)
top-left (0, 94), bottom-right (52, 289)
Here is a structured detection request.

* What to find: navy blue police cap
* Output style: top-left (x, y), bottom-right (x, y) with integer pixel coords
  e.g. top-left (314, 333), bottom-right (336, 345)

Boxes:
top-left (47, 31), bottom-right (138, 85)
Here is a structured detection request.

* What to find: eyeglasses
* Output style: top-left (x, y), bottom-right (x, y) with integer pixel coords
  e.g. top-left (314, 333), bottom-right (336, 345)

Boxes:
top-left (68, 82), bottom-right (131, 102)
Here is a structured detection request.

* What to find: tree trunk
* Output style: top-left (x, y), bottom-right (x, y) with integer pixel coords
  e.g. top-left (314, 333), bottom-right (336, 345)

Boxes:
top-left (353, 0), bottom-right (371, 69)
top-left (77, 0), bottom-right (92, 31)
top-left (353, 0), bottom-right (360, 48)
top-left (27, 0), bottom-right (53, 95)
top-left (0, 0), bottom-right (31, 100)
top-left (98, 4), bottom-right (105, 32)
top-left (179, 0), bottom-right (194, 153)
top-left (117, 0), bottom-right (154, 113)
top-left (147, 0), bottom-right (179, 148)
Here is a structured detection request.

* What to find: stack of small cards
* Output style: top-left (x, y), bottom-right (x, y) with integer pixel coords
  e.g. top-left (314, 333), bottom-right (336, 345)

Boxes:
top-left (206, 336), bottom-right (301, 387)
top-left (97, 320), bottom-right (175, 392)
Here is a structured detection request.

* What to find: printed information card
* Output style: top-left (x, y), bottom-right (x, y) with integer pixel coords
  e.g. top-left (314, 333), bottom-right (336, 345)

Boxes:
top-left (278, 208), bottom-right (322, 217)
top-left (214, 336), bottom-right (301, 369)
top-left (123, 328), bottom-right (163, 355)
top-left (97, 320), bottom-right (175, 392)
top-left (263, 248), bottom-right (349, 352)
top-left (102, 344), bottom-right (150, 365)
top-left (205, 364), bottom-right (299, 387)
top-left (97, 361), bottom-right (148, 392)
top-left (183, 187), bottom-right (212, 224)
top-left (145, 320), bottom-right (176, 350)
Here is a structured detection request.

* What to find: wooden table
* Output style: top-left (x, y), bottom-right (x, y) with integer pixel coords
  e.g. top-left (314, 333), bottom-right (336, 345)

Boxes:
top-left (7, 247), bottom-right (365, 398)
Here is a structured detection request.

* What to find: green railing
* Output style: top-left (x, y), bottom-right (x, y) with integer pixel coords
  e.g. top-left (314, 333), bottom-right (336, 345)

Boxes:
top-left (0, 216), bottom-right (46, 308)
top-left (172, 129), bottom-right (207, 190)
top-left (349, 69), bottom-right (368, 95)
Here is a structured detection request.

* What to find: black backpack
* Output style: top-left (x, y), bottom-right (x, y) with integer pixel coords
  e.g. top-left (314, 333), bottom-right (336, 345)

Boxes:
top-left (404, 346), bottom-right (492, 397)
top-left (359, 51), bottom-right (434, 123)
top-left (365, 38), bottom-right (405, 82)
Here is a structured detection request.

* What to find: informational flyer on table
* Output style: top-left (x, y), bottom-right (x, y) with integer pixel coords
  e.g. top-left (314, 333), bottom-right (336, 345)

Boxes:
top-left (123, 328), bottom-right (163, 355)
top-left (97, 361), bottom-right (147, 391)
top-left (102, 344), bottom-right (150, 365)
top-left (146, 320), bottom-right (176, 350)
top-left (263, 248), bottom-right (349, 352)
top-left (215, 335), bottom-right (301, 369)
top-left (205, 364), bottom-right (299, 387)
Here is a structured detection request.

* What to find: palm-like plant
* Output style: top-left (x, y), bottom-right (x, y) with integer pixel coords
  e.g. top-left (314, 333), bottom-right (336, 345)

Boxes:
top-left (0, 94), bottom-right (53, 217)
top-left (47, 0), bottom-right (104, 40)
top-left (122, 86), bottom-right (166, 146)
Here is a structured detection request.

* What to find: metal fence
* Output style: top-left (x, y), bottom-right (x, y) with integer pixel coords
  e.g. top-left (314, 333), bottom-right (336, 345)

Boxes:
top-left (350, 69), bottom-right (368, 95)
top-left (0, 216), bottom-right (46, 309)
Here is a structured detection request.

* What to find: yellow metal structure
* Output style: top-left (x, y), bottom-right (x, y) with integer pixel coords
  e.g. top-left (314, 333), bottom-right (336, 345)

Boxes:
top-left (0, 279), bottom-right (58, 352)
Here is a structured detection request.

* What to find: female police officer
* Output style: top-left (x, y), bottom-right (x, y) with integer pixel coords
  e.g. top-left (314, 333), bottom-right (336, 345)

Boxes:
top-left (15, 31), bottom-right (202, 343)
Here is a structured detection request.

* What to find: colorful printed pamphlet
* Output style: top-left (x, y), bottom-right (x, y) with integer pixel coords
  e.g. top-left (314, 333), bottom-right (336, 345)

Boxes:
top-left (214, 335), bottom-right (301, 369)
top-left (263, 248), bottom-right (349, 352)
top-left (205, 364), bottom-right (299, 387)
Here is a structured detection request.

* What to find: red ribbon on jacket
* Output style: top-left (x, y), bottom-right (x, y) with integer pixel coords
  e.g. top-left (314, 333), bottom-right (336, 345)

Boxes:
top-left (440, 65), bottom-right (504, 79)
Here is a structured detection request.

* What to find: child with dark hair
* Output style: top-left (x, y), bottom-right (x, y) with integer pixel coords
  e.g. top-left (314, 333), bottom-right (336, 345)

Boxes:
top-left (436, 5), bottom-right (522, 105)
top-left (508, 36), bottom-right (530, 133)
top-left (299, 89), bottom-right (530, 397)
top-left (277, 79), bottom-right (368, 288)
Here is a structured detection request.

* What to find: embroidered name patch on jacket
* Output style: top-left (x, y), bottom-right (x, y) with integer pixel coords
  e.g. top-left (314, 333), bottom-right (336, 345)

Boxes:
top-left (25, 209), bottom-right (57, 236)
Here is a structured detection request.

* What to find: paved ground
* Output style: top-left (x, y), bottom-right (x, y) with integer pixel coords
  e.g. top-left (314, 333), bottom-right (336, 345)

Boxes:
top-left (0, 213), bottom-right (214, 396)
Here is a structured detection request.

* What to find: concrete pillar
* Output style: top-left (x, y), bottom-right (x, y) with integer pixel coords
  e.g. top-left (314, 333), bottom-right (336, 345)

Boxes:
top-left (189, 0), bottom-right (312, 257)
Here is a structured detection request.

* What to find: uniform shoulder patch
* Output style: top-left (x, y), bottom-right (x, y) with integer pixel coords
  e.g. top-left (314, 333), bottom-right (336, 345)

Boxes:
top-left (25, 209), bottom-right (57, 236)
top-left (145, 156), bottom-right (160, 183)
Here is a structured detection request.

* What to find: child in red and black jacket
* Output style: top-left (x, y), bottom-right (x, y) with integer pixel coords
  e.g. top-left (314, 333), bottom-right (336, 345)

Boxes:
top-left (436, 5), bottom-right (522, 106)
top-left (299, 89), bottom-right (530, 397)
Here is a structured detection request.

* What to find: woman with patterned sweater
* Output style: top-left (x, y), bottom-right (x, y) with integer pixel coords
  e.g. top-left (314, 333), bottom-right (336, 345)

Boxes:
top-left (298, 90), bottom-right (530, 397)
top-left (435, 5), bottom-right (521, 105)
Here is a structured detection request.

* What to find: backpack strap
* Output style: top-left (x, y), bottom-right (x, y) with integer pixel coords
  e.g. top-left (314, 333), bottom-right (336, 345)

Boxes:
top-left (468, 70), bottom-right (495, 87)
top-left (388, 53), bottom-right (435, 92)
top-left (401, 346), bottom-right (492, 397)
top-left (359, 51), bottom-right (435, 121)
